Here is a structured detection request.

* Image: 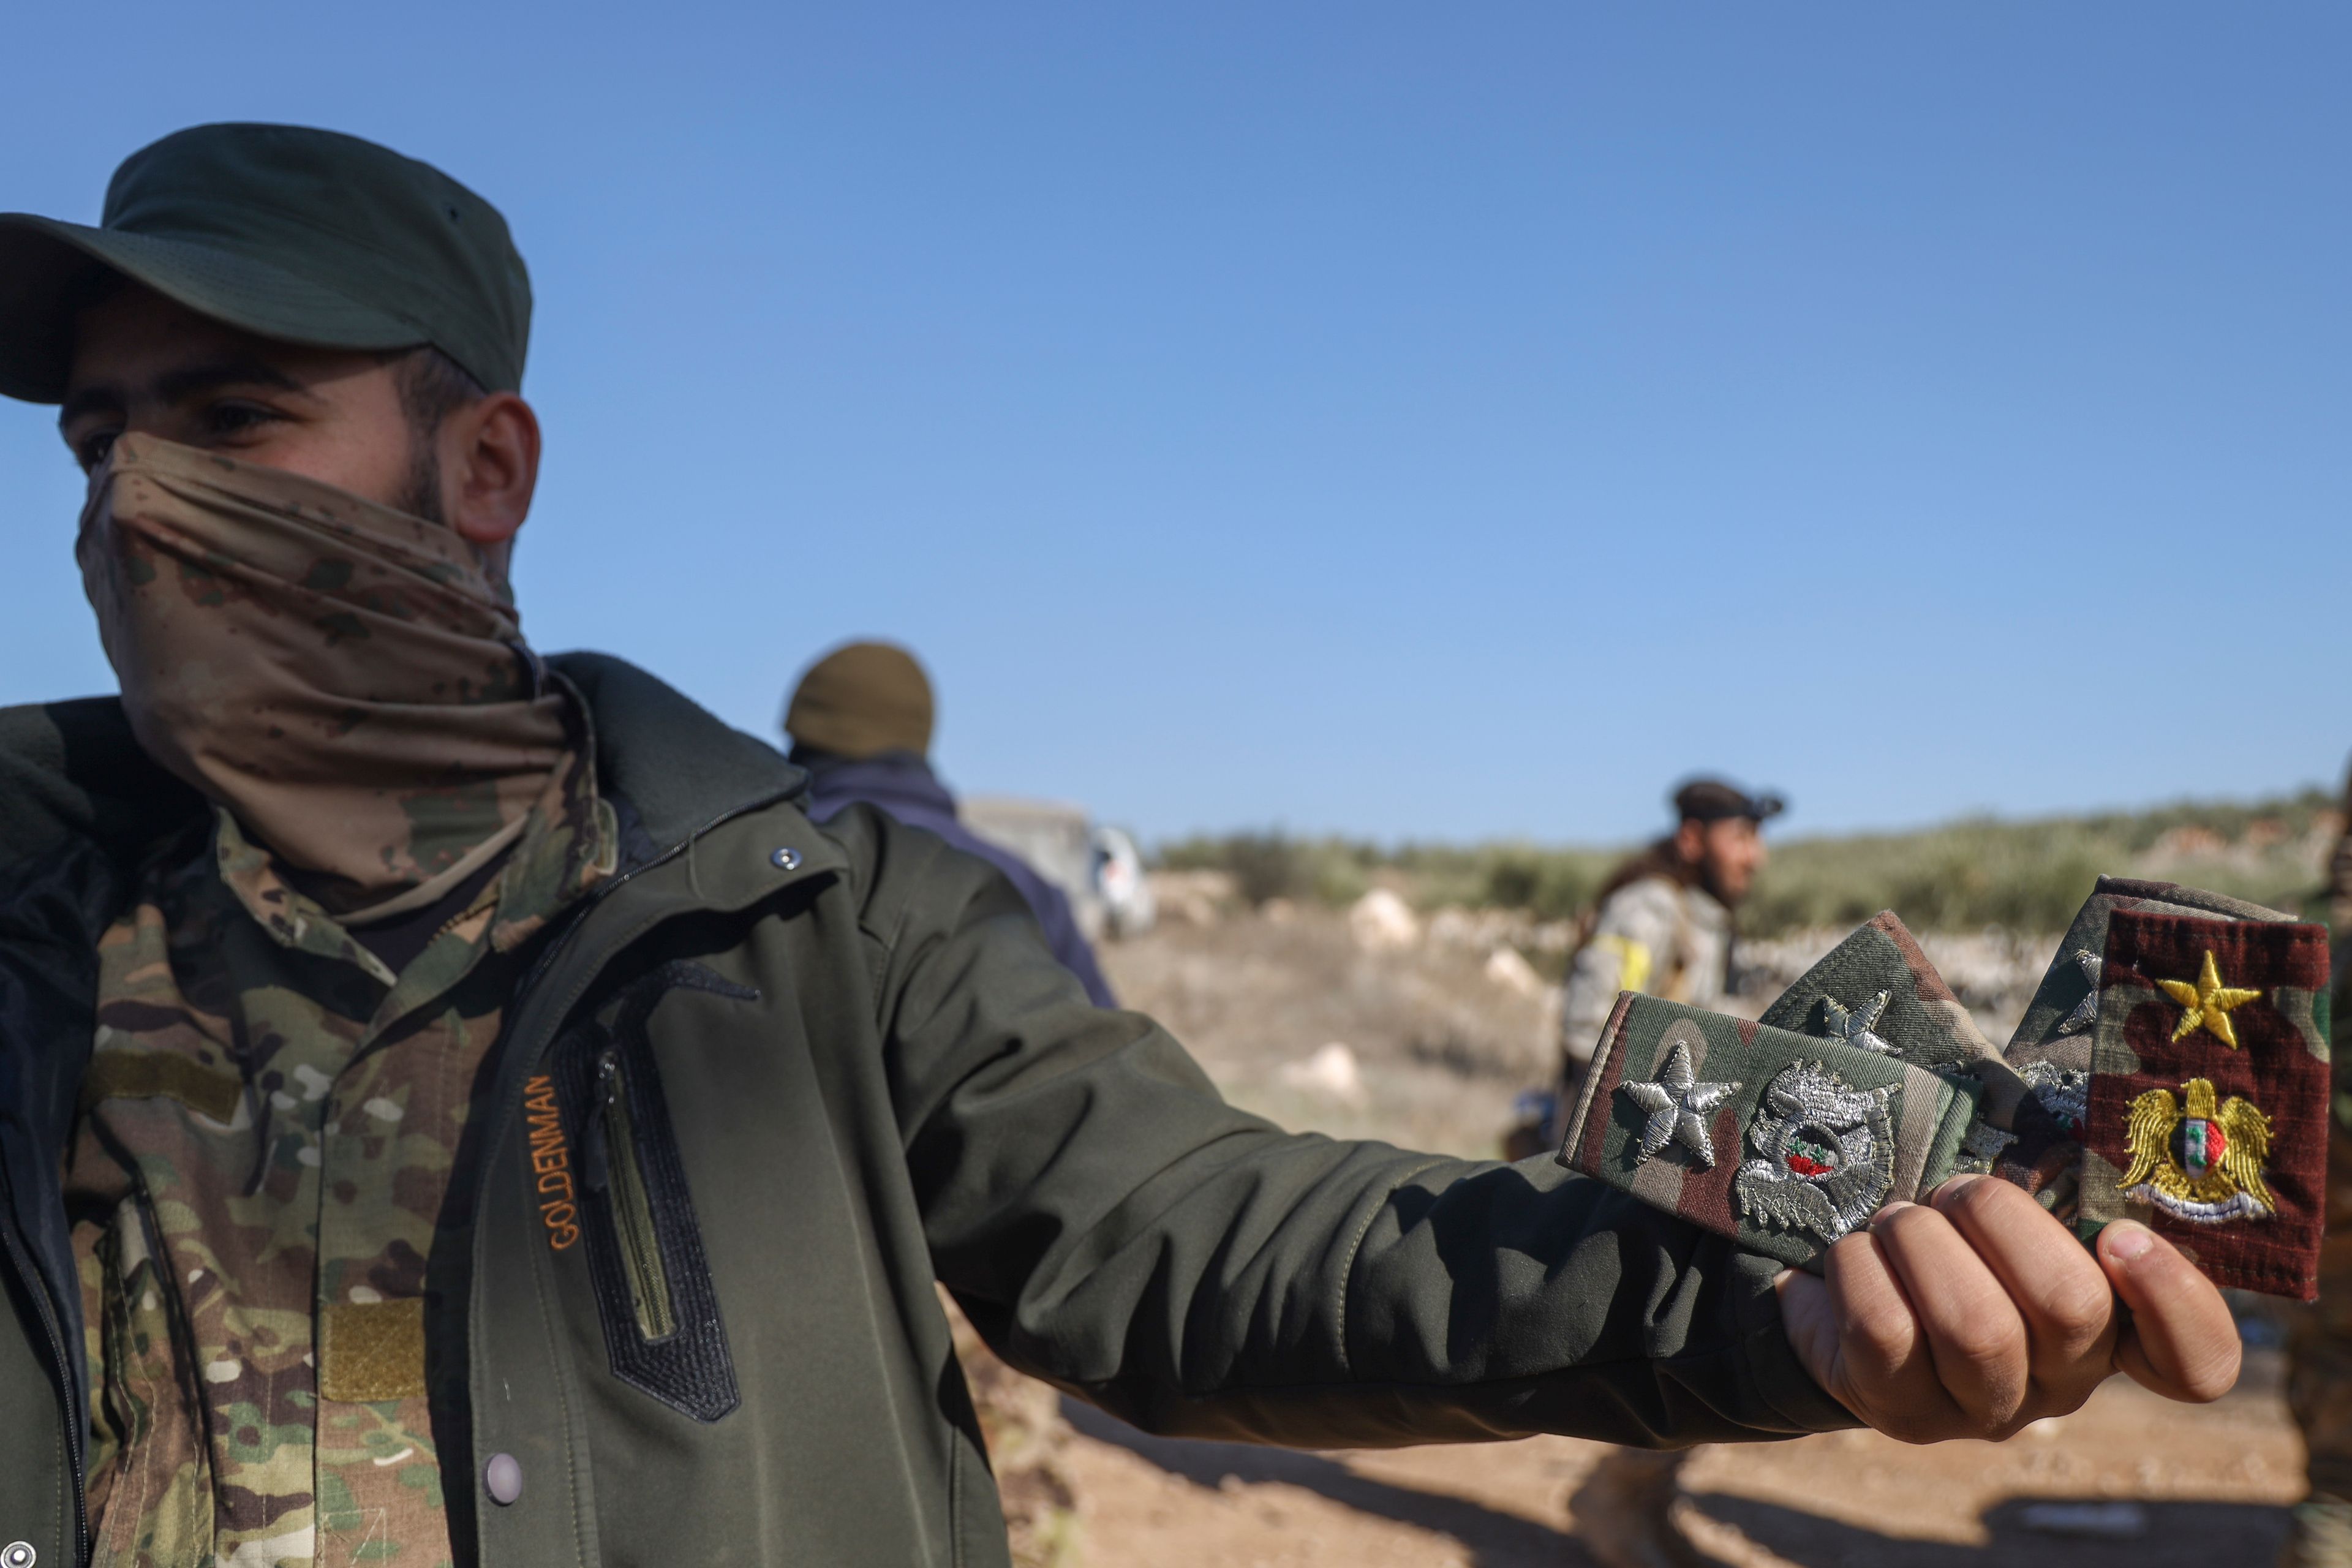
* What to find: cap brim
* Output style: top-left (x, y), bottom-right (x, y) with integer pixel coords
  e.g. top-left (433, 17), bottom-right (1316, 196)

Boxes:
top-left (0, 214), bottom-right (427, 404)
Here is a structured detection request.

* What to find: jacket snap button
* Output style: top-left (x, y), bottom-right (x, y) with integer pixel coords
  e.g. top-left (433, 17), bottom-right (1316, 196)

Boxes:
top-left (769, 846), bottom-right (801, 871)
top-left (3, 1543), bottom-right (35, 1567)
top-left (484, 1452), bottom-right (522, 1506)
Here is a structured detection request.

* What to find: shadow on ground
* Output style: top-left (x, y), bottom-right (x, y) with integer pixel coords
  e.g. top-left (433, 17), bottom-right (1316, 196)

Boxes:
top-left (1063, 1398), bottom-right (1598, 1566)
top-left (1700, 1491), bottom-right (2291, 1568)
top-left (1068, 1398), bottom-right (2295, 1568)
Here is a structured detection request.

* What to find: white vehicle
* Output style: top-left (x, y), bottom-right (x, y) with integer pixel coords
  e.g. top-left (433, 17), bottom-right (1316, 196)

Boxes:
top-left (961, 796), bottom-right (1156, 940)
top-left (1090, 824), bottom-right (1156, 938)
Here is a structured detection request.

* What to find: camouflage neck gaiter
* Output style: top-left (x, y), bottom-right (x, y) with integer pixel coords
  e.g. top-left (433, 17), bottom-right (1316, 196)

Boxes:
top-left (78, 434), bottom-right (572, 919)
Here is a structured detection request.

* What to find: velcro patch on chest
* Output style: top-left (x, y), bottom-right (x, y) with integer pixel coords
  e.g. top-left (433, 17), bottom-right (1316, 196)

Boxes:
top-left (318, 1297), bottom-right (426, 1403)
top-left (80, 1049), bottom-right (244, 1125)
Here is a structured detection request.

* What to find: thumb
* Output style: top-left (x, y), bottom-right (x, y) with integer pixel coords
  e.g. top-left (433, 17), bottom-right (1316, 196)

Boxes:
top-left (2098, 1221), bottom-right (2239, 1403)
top-left (1774, 1267), bottom-right (1840, 1390)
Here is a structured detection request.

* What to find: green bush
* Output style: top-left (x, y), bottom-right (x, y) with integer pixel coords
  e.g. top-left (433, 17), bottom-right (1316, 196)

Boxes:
top-left (1152, 788), bottom-right (2334, 934)
top-left (1158, 832), bottom-right (1374, 907)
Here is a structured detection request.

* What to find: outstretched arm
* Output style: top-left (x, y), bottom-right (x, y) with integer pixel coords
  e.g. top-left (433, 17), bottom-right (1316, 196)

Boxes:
top-left (854, 815), bottom-right (2241, 1450)
top-left (861, 818), bottom-right (1844, 1448)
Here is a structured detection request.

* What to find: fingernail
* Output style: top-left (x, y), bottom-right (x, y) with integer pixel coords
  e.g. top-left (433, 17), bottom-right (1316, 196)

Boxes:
top-left (1869, 1200), bottom-right (1915, 1230)
top-left (2105, 1222), bottom-right (2155, 1262)
top-left (1929, 1174), bottom-right (1984, 1207)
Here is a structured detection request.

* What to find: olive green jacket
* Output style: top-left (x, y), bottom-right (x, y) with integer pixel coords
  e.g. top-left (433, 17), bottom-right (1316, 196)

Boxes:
top-left (0, 655), bottom-right (1849, 1567)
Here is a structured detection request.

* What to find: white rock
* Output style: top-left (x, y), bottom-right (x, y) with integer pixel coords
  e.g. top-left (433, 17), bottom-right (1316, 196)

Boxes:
top-left (1148, 869), bottom-right (1236, 927)
top-left (1278, 1042), bottom-right (1368, 1107)
top-left (1348, 889), bottom-right (1421, 951)
top-left (1483, 946), bottom-right (1547, 1001)
top-left (1426, 907), bottom-right (1479, 948)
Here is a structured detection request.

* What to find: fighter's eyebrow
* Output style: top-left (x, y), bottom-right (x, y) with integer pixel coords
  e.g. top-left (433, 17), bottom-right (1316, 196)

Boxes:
top-left (150, 357), bottom-right (308, 405)
top-left (57, 358), bottom-right (314, 435)
top-left (56, 384), bottom-right (123, 431)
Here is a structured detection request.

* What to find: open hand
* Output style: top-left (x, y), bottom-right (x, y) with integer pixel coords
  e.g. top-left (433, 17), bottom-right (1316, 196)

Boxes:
top-left (1774, 1173), bottom-right (2241, 1443)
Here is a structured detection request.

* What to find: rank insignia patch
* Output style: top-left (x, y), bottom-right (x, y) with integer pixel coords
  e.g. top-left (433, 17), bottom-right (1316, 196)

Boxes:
top-left (2078, 907), bottom-right (2329, 1298)
top-left (2120, 1078), bottom-right (2275, 1224)
top-left (1561, 993), bottom-right (1979, 1269)
top-left (1758, 911), bottom-right (1997, 1069)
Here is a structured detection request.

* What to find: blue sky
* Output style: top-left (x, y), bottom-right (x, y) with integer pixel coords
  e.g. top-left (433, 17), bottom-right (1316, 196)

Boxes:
top-left (1, 5), bottom-right (2342, 845)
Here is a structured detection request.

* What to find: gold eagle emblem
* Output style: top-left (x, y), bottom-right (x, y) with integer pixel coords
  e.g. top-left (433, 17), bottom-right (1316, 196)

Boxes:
top-left (2119, 1077), bottom-right (2275, 1224)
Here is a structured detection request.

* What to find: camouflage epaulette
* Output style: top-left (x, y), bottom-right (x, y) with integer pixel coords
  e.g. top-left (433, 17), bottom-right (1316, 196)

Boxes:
top-left (1559, 878), bottom-right (2331, 1299)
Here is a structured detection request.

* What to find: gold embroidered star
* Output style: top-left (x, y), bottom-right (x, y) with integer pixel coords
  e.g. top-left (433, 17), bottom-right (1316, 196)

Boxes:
top-left (2158, 949), bottom-right (2263, 1049)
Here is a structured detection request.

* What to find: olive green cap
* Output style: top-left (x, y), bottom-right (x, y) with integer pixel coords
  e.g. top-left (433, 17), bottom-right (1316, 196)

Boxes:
top-left (1672, 777), bottom-right (1785, 825)
top-left (0, 122), bottom-right (530, 404)
top-left (785, 641), bottom-right (937, 761)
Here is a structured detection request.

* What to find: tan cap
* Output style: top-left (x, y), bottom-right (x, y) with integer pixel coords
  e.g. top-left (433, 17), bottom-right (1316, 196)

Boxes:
top-left (783, 641), bottom-right (935, 760)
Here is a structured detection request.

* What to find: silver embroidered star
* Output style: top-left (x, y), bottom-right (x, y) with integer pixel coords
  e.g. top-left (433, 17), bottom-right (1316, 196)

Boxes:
top-left (1821, 990), bottom-right (1894, 1054)
top-left (2054, 951), bottom-right (2102, 1036)
top-left (1623, 1040), bottom-right (1741, 1169)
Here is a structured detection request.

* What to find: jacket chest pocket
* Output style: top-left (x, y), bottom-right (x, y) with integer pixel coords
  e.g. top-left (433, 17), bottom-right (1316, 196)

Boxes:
top-left (553, 960), bottom-right (750, 1422)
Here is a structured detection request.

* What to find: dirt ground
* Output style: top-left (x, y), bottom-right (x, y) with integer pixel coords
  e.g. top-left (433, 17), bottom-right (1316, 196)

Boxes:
top-left (1049, 898), bottom-right (2308, 1567)
top-left (1059, 1366), bottom-right (2297, 1567)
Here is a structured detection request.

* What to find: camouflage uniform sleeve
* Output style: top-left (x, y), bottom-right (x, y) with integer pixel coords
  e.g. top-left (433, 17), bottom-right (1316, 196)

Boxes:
top-left (1561, 880), bottom-right (1686, 1063)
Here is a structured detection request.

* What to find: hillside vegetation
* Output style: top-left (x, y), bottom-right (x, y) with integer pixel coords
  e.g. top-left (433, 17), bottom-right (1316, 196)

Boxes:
top-left (1158, 788), bottom-right (2341, 938)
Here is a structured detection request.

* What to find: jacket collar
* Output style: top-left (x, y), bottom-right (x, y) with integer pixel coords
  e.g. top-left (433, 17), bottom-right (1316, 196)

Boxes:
top-left (546, 652), bottom-right (810, 850)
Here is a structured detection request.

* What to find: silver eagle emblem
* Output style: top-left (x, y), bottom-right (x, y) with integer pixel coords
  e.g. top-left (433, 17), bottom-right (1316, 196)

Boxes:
top-left (1735, 1060), bottom-right (1898, 1243)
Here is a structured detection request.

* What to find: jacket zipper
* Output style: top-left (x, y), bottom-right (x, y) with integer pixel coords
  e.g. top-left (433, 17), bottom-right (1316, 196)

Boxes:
top-left (470, 788), bottom-right (802, 1337)
top-left (581, 1047), bottom-right (677, 1341)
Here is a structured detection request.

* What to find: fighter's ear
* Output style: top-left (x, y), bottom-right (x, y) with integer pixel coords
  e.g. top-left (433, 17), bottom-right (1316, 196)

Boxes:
top-left (447, 391), bottom-right (540, 552)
